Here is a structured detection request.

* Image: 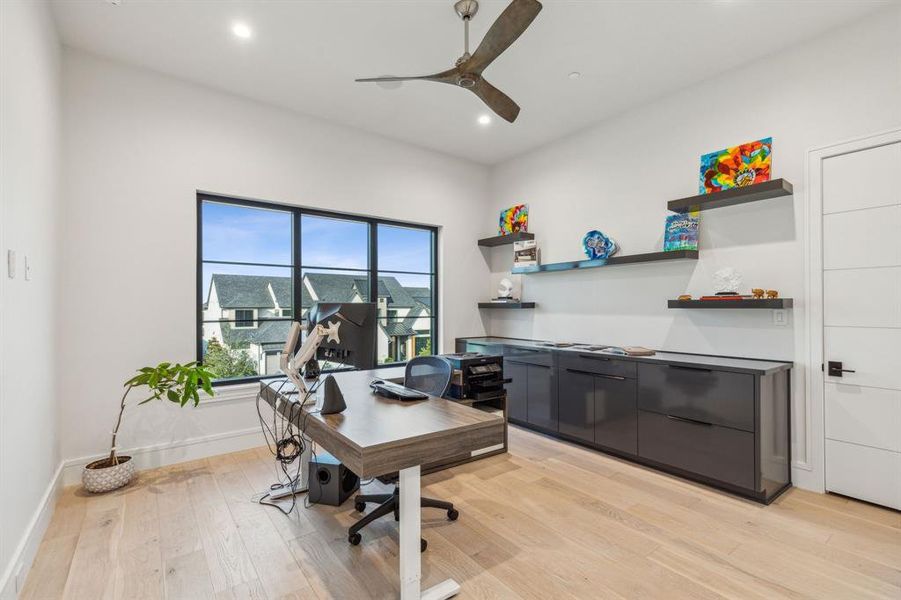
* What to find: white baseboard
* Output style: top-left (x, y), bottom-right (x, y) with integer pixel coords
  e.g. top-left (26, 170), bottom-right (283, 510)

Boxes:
top-left (0, 426), bottom-right (266, 599)
top-left (61, 426), bottom-right (265, 486)
top-left (0, 462), bottom-right (63, 600)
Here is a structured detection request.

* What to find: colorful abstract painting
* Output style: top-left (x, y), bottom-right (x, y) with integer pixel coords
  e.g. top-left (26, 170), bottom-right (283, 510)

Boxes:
top-left (498, 204), bottom-right (529, 235)
top-left (699, 137), bottom-right (772, 194)
top-left (664, 211), bottom-right (700, 252)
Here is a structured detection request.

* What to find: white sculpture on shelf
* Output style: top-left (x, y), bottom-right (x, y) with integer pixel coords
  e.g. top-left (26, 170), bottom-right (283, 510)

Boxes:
top-left (498, 277), bottom-right (514, 299)
top-left (712, 267), bottom-right (742, 295)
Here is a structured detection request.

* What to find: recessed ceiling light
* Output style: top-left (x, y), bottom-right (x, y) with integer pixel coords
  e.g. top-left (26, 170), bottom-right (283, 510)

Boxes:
top-left (568, 71), bottom-right (581, 80)
top-left (232, 22), bottom-right (253, 40)
top-left (477, 114), bottom-right (491, 126)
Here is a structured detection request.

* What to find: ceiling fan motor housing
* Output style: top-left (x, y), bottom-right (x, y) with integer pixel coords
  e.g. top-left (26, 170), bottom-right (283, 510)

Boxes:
top-left (454, 0), bottom-right (479, 20)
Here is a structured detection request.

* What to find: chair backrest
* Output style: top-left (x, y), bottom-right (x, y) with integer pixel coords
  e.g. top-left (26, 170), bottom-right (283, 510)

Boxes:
top-left (404, 356), bottom-right (452, 398)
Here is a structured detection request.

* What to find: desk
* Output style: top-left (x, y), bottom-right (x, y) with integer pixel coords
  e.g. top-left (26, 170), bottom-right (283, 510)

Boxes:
top-left (259, 367), bottom-right (505, 600)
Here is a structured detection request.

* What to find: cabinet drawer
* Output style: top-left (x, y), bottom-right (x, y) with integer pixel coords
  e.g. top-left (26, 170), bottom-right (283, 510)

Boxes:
top-left (637, 363), bottom-right (754, 432)
top-left (638, 411), bottom-right (755, 491)
top-left (558, 352), bottom-right (636, 379)
top-left (503, 345), bottom-right (554, 367)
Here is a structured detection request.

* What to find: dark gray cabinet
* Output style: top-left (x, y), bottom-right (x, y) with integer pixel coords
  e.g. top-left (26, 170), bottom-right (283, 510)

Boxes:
top-left (558, 369), bottom-right (594, 442)
top-left (558, 369), bottom-right (637, 453)
top-left (505, 361), bottom-right (528, 422)
top-left (637, 363), bottom-right (754, 431)
top-left (526, 365), bottom-right (557, 431)
top-left (456, 336), bottom-right (792, 504)
top-left (594, 375), bottom-right (637, 455)
top-left (638, 411), bottom-right (755, 490)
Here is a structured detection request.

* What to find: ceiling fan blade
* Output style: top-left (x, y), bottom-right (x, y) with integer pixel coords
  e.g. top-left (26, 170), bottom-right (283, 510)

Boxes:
top-left (466, 0), bottom-right (542, 74)
top-left (356, 68), bottom-right (459, 85)
top-left (469, 78), bottom-right (520, 123)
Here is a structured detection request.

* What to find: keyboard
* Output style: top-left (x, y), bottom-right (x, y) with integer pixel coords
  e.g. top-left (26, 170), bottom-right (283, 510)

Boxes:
top-left (369, 379), bottom-right (428, 400)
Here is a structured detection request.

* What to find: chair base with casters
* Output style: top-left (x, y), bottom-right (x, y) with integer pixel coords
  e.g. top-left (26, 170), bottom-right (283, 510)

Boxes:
top-left (348, 356), bottom-right (458, 551)
top-left (348, 486), bottom-right (459, 551)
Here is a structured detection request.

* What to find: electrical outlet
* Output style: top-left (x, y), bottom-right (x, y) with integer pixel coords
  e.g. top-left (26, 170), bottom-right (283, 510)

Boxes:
top-left (772, 309), bottom-right (787, 326)
top-left (7, 249), bottom-right (15, 279)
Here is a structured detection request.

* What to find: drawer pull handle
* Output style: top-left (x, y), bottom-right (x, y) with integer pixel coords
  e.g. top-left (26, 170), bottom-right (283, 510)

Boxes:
top-left (578, 354), bottom-right (611, 361)
top-left (665, 414), bottom-right (713, 427)
top-left (565, 368), bottom-right (625, 380)
top-left (668, 365), bottom-right (712, 373)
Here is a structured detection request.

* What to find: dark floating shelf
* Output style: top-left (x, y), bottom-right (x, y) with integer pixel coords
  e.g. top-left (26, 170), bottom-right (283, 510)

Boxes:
top-left (478, 302), bottom-right (536, 309)
top-left (668, 298), bottom-right (793, 309)
top-left (477, 232), bottom-right (535, 247)
top-left (512, 249), bottom-right (698, 274)
top-left (667, 179), bottom-right (793, 213)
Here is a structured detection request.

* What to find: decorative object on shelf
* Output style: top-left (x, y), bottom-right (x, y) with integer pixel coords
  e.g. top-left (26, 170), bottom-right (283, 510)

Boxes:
top-left (678, 294), bottom-right (692, 301)
top-left (513, 239), bottom-right (538, 267)
top-left (766, 289), bottom-right (779, 299)
top-left (83, 361), bottom-right (214, 493)
top-left (582, 229), bottom-right (617, 260)
top-left (712, 267), bottom-right (743, 296)
top-left (700, 137), bottom-right (772, 194)
top-left (751, 288), bottom-right (765, 299)
top-left (497, 277), bottom-right (514, 299)
top-left (663, 211), bottom-right (700, 252)
top-left (499, 204), bottom-right (528, 235)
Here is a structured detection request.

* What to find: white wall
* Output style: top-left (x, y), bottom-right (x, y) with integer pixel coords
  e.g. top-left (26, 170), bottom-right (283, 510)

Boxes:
top-left (485, 7), bottom-right (901, 490)
top-left (0, 0), bottom-right (62, 596)
top-left (59, 50), bottom-right (490, 472)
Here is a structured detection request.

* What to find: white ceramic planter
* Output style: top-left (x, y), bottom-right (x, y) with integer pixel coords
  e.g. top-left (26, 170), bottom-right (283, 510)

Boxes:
top-left (82, 456), bottom-right (135, 493)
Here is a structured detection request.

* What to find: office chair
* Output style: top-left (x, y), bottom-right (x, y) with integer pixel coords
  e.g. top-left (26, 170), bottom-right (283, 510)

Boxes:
top-left (348, 356), bottom-right (459, 551)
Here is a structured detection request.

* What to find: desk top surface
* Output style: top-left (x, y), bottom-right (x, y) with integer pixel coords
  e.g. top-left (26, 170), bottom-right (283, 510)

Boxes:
top-left (259, 367), bottom-right (504, 477)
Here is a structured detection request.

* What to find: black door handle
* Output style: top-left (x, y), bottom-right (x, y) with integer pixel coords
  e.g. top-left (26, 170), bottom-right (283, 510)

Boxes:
top-left (827, 361), bottom-right (856, 377)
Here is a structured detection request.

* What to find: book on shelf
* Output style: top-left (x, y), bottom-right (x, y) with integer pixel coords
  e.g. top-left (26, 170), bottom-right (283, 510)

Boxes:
top-left (513, 239), bottom-right (539, 267)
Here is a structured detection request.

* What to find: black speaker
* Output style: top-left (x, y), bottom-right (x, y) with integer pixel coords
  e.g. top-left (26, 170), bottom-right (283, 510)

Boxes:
top-left (308, 451), bottom-right (359, 507)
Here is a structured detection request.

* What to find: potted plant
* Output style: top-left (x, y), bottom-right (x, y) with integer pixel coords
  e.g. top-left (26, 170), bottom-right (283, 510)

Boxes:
top-left (82, 361), bottom-right (215, 493)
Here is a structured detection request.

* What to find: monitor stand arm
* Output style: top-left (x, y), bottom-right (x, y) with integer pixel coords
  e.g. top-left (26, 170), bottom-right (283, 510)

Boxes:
top-left (280, 320), bottom-right (341, 396)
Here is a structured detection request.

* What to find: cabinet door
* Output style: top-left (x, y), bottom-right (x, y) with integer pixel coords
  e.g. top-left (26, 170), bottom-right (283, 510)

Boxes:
top-left (527, 364), bottom-right (558, 431)
top-left (594, 375), bottom-right (637, 455)
top-left (505, 360), bottom-right (528, 422)
top-left (558, 369), bottom-right (594, 443)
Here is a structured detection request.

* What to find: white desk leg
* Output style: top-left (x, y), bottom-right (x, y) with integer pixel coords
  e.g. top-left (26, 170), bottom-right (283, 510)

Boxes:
top-left (398, 465), bottom-right (460, 600)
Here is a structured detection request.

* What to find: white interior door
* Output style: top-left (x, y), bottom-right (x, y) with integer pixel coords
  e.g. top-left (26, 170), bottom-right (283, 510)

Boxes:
top-left (822, 141), bottom-right (901, 510)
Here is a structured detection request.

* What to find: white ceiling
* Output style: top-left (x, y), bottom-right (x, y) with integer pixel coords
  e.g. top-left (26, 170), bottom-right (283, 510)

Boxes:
top-left (51, 0), bottom-right (891, 164)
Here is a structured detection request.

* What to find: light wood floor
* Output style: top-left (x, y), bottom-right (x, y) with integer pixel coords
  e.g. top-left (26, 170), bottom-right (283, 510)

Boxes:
top-left (23, 426), bottom-right (901, 599)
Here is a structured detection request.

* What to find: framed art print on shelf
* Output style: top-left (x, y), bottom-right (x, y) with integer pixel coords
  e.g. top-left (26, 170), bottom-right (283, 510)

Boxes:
top-left (700, 137), bottom-right (772, 194)
top-left (664, 211), bottom-right (699, 252)
top-left (498, 204), bottom-right (528, 235)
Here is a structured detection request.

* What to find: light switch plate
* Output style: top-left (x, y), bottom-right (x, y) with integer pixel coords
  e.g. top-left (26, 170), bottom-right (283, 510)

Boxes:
top-left (772, 309), bottom-right (787, 326)
top-left (7, 249), bottom-right (15, 279)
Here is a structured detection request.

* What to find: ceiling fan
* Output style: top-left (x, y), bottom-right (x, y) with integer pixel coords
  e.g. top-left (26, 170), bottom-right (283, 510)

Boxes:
top-left (355, 0), bottom-right (543, 123)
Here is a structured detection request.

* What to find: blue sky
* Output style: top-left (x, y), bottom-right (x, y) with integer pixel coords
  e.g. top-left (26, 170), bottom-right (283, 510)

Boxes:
top-left (201, 201), bottom-right (434, 301)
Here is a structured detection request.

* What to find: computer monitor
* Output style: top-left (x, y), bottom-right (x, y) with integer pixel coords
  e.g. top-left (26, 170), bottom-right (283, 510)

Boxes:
top-left (308, 302), bottom-right (377, 371)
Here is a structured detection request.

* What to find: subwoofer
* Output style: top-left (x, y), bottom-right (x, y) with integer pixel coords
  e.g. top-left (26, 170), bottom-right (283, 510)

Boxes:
top-left (308, 451), bottom-right (359, 507)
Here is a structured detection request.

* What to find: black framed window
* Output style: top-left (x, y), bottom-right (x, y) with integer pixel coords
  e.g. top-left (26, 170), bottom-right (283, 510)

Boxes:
top-left (233, 309), bottom-right (256, 329)
top-left (197, 193), bottom-right (439, 385)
